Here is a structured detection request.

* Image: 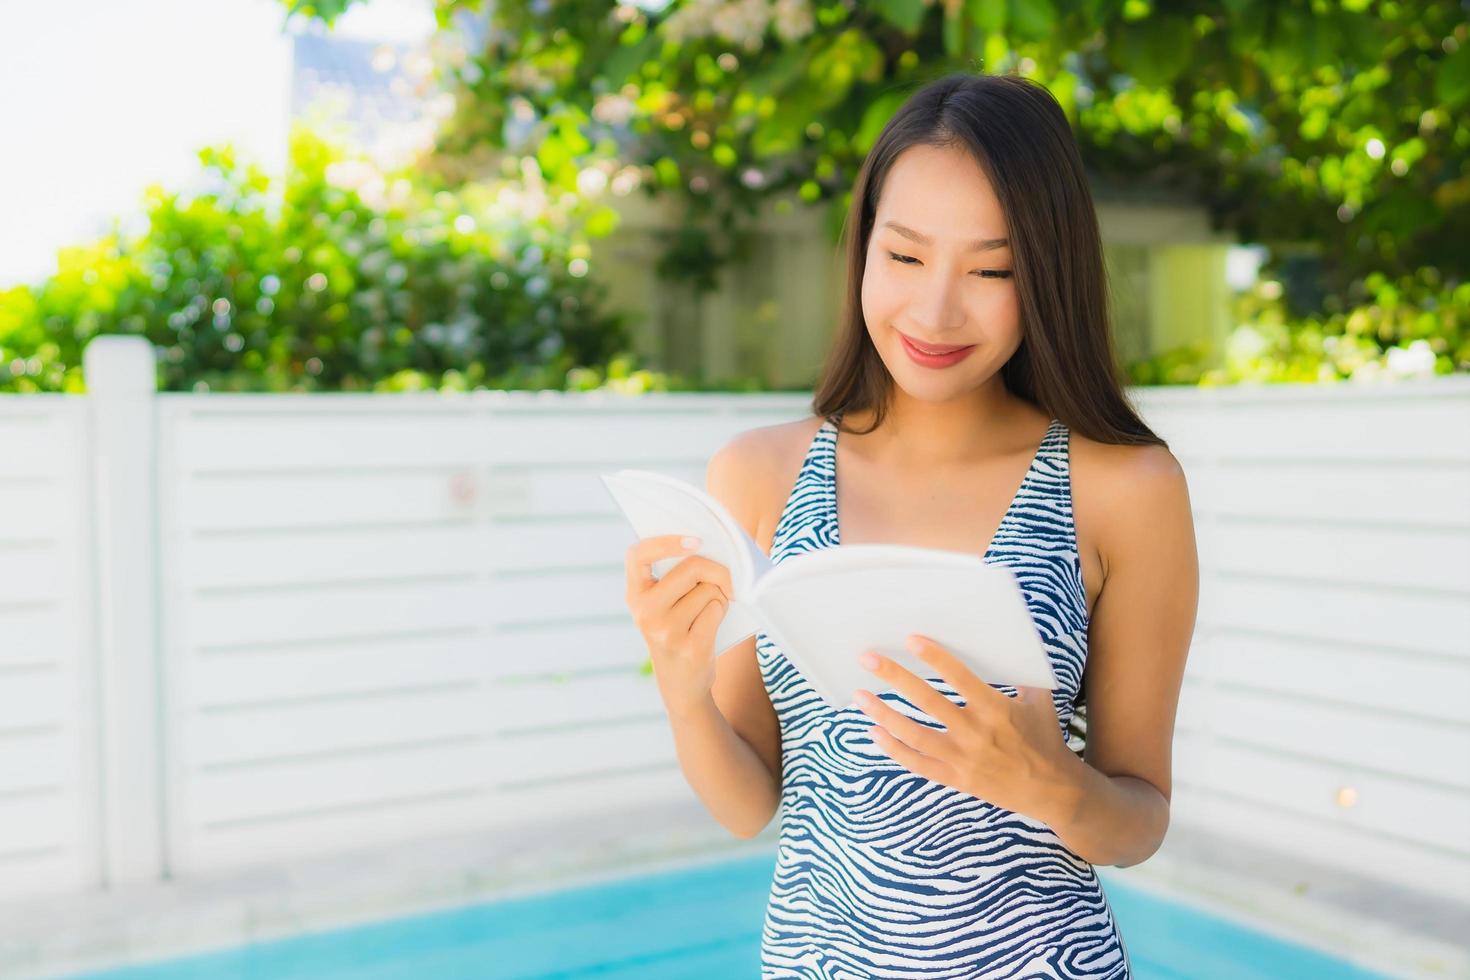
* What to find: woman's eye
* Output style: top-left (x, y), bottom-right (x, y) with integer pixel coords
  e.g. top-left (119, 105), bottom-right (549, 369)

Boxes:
top-left (886, 251), bottom-right (1011, 279)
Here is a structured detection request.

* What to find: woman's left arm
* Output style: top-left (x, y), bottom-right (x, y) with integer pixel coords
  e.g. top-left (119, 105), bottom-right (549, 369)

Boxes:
top-left (1038, 445), bottom-right (1200, 867)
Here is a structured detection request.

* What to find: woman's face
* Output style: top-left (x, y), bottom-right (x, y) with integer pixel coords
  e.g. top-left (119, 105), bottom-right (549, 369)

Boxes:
top-left (861, 142), bottom-right (1021, 402)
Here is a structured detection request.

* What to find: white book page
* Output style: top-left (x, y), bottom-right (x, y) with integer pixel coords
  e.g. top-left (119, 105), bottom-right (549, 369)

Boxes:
top-left (751, 544), bottom-right (1056, 710)
top-left (599, 469), bottom-right (773, 656)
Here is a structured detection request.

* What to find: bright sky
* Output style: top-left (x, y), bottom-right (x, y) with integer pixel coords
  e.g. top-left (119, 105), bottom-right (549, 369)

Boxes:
top-left (0, 0), bottom-right (434, 289)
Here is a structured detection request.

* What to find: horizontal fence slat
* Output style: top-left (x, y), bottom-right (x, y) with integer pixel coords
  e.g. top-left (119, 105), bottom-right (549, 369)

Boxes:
top-left (483, 462), bottom-right (711, 523)
top-left (493, 673), bottom-right (665, 732)
top-left (181, 471), bottom-right (482, 531)
top-left (482, 411), bottom-right (801, 466)
top-left (492, 718), bottom-right (674, 785)
top-left (1203, 520), bottom-right (1470, 594)
top-left (0, 727), bottom-right (69, 790)
top-left (1201, 633), bottom-right (1470, 725)
top-left (190, 741), bottom-right (493, 826)
top-left (182, 785), bottom-right (494, 873)
top-left (174, 413), bottom-right (487, 470)
top-left (190, 636), bottom-right (485, 704)
top-left (0, 404), bottom-right (84, 479)
top-left (1176, 738), bottom-right (1470, 856)
top-left (492, 569), bottom-right (625, 627)
top-left (184, 525), bottom-right (481, 589)
top-left (1140, 388), bottom-right (1470, 462)
top-left (1169, 785), bottom-right (1470, 905)
top-left (1208, 686), bottom-right (1470, 789)
top-left (0, 543), bottom-right (65, 603)
top-left (496, 766), bottom-right (691, 824)
top-left (1202, 462), bottom-right (1470, 528)
top-left (185, 581), bottom-right (485, 649)
top-left (489, 622), bottom-right (647, 678)
top-left (1204, 576), bottom-right (1469, 659)
top-left (0, 484), bottom-right (71, 541)
top-left (0, 792), bottom-right (75, 859)
top-left (493, 519), bottom-right (649, 575)
top-left (0, 609), bottom-right (74, 664)
top-left (188, 688), bottom-right (487, 766)
top-left (0, 669), bottom-right (72, 730)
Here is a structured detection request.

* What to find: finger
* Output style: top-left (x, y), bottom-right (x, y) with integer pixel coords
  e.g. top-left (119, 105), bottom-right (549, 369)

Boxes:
top-left (688, 592), bottom-right (727, 646)
top-left (671, 581), bottom-right (727, 633)
top-left (906, 634), bottom-right (1011, 710)
top-left (860, 650), bottom-right (967, 728)
top-left (635, 549), bottom-right (708, 609)
top-left (869, 725), bottom-right (958, 786)
top-left (626, 535), bottom-right (699, 591)
top-left (649, 555), bottom-right (732, 608)
top-left (853, 689), bottom-right (949, 758)
top-left (681, 555), bottom-right (734, 604)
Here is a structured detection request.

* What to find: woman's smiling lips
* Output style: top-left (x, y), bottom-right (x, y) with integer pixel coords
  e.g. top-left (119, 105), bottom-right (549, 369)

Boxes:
top-left (897, 329), bottom-right (976, 367)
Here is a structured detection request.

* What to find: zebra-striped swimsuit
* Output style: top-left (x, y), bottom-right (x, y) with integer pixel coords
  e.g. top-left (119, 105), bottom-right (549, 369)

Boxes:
top-left (756, 413), bottom-right (1131, 979)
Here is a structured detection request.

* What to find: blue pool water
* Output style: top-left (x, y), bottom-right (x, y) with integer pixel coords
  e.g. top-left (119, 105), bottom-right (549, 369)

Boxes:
top-left (69, 851), bottom-right (1386, 979)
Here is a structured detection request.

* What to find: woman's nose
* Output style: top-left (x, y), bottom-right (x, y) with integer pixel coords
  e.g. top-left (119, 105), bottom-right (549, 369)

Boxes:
top-left (908, 276), bottom-right (967, 334)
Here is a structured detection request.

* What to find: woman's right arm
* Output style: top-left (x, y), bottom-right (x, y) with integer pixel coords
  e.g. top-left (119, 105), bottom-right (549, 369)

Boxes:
top-left (622, 433), bottom-right (783, 840)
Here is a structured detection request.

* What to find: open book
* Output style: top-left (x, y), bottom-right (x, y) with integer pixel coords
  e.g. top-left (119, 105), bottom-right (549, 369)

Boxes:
top-left (600, 467), bottom-right (1056, 710)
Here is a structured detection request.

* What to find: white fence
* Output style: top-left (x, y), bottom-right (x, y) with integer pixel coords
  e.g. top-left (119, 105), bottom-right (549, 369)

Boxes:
top-left (0, 396), bottom-right (99, 899)
top-left (2, 335), bottom-right (1467, 915)
top-left (1139, 381), bottom-right (1470, 907)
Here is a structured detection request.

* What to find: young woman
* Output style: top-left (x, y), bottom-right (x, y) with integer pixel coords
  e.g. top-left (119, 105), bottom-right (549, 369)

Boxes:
top-left (623, 71), bottom-right (1199, 978)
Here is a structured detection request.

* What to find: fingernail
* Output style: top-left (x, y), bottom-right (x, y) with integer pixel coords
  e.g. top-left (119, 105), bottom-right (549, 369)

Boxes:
top-left (681, 536), bottom-right (700, 550)
top-left (859, 651), bottom-right (879, 670)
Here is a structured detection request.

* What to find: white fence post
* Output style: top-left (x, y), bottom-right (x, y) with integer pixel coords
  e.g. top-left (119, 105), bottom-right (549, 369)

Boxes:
top-left (82, 335), bottom-right (164, 885)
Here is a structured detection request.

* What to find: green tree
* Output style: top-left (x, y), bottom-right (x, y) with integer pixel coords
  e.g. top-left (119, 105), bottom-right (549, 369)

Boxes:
top-left (0, 126), bottom-right (653, 394)
top-left (286, 0), bottom-right (1468, 314)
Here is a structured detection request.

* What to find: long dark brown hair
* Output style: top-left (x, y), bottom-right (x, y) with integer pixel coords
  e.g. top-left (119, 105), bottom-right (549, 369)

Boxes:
top-left (811, 71), bottom-right (1169, 754)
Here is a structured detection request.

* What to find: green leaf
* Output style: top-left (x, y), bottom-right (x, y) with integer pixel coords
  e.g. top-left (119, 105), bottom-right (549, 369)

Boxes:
top-left (1048, 68), bottom-right (1080, 122)
top-left (970, 0), bottom-right (1006, 34)
top-left (1077, 0), bottom-right (1115, 25)
top-left (1263, 7), bottom-right (1314, 76)
top-left (584, 205), bottom-right (620, 238)
top-left (751, 96), bottom-right (818, 157)
top-left (1333, 12), bottom-right (1382, 64)
top-left (982, 31), bottom-right (1009, 70)
top-left (1116, 15), bottom-right (1193, 87)
top-left (806, 31), bottom-right (883, 109)
top-left (872, 0), bottom-right (928, 35)
top-left (1223, 2), bottom-right (1269, 58)
top-left (279, 0), bottom-right (363, 26)
top-left (1008, 0), bottom-right (1055, 42)
top-left (743, 41), bottom-right (808, 99)
top-left (1298, 107), bottom-right (1329, 141)
top-left (601, 30), bottom-right (661, 87)
top-left (1436, 43), bottom-right (1470, 109)
top-left (854, 87), bottom-right (913, 155)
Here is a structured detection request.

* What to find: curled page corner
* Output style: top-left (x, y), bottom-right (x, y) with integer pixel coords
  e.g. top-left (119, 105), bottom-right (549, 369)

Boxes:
top-left (713, 598), bottom-right (762, 656)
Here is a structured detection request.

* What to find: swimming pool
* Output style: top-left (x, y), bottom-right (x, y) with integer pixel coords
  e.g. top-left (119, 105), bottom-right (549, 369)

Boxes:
top-left (65, 851), bottom-right (1386, 979)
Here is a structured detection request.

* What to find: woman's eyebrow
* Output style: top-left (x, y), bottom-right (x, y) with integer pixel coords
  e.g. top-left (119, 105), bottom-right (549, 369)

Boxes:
top-left (879, 220), bottom-right (1009, 253)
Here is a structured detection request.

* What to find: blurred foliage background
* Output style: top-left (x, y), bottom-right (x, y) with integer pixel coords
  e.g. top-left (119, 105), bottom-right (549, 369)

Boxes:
top-left (0, 128), bottom-right (653, 394)
top-left (2, 0), bottom-right (1466, 393)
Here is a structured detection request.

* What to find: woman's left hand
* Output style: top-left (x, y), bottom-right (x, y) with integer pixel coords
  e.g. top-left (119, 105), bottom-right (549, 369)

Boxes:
top-left (855, 633), bottom-right (1079, 824)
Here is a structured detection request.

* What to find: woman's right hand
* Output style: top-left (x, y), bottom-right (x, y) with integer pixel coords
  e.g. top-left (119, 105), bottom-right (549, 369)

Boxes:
top-left (624, 534), bottom-right (735, 717)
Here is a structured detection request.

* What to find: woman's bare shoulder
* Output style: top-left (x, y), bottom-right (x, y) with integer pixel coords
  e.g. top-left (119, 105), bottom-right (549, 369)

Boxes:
top-left (1069, 428), bottom-right (1184, 501)
top-left (706, 415), bottom-right (828, 551)
top-left (1068, 426), bottom-right (1187, 581)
